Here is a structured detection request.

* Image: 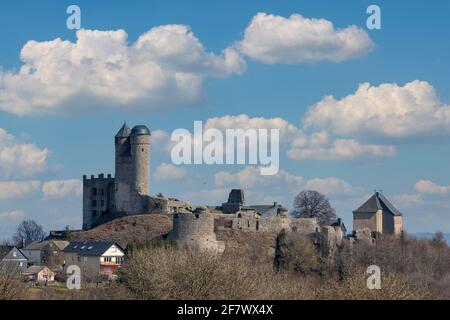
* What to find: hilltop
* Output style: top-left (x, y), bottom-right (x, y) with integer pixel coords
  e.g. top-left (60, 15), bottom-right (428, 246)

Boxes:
top-left (72, 214), bottom-right (172, 244)
top-left (71, 214), bottom-right (278, 262)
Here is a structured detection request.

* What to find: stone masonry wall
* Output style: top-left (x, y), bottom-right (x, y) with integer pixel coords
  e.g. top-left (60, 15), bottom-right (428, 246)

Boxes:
top-left (169, 209), bottom-right (225, 253)
top-left (82, 174), bottom-right (115, 230)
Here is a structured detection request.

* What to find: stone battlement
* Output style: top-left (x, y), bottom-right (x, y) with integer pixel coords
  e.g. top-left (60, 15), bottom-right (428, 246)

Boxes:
top-left (83, 174), bottom-right (113, 181)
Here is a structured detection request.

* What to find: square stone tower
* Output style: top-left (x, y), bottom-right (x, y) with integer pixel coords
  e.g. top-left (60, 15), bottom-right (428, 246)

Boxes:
top-left (353, 192), bottom-right (403, 237)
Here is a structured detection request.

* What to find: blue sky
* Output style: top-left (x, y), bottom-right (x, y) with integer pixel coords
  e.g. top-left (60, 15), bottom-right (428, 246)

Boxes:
top-left (1, 0), bottom-right (450, 238)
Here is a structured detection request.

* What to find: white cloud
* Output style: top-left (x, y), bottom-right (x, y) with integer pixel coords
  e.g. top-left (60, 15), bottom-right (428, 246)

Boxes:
top-left (202, 114), bottom-right (395, 162)
top-left (151, 129), bottom-right (177, 155)
top-left (303, 80), bottom-right (450, 140)
top-left (415, 180), bottom-right (450, 196)
top-left (184, 187), bottom-right (231, 206)
top-left (153, 114), bottom-right (395, 162)
top-left (151, 114), bottom-right (302, 157)
top-left (0, 210), bottom-right (25, 222)
top-left (391, 194), bottom-right (424, 207)
top-left (183, 166), bottom-right (363, 211)
top-left (214, 166), bottom-right (362, 196)
top-left (0, 180), bottom-right (41, 199)
top-left (0, 128), bottom-right (49, 178)
top-left (288, 138), bottom-right (396, 161)
top-left (204, 114), bottom-right (301, 140)
top-left (0, 26), bottom-right (246, 116)
top-left (238, 12), bottom-right (374, 64)
top-left (303, 177), bottom-right (364, 196)
top-left (42, 179), bottom-right (82, 199)
top-left (154, 163), bottom-right (187, 181)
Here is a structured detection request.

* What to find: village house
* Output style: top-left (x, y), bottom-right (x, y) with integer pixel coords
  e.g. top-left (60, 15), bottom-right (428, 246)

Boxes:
top-left (63, 241), bottom-right (125, 279)
top-left (353, 192), bottom-right (403, 237)
top-left (0, 245), bottom-right (28, 272)
top-left (22, 266), bottom-right (55, 284)
top-left (22, 240), bottom-right (69, 267)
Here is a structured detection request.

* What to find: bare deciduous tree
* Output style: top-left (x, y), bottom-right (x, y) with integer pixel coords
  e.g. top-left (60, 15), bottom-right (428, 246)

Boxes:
top-left (292, 190), bottom-right (336, 225)
top-left (0, 263), bottom-right (26, 300)
top-left (12, 220), bottom-right (46, 247)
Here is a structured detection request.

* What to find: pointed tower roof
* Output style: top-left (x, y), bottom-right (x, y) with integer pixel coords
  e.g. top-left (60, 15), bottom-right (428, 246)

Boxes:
top-left (353, 192), bottom-right (402, 216)
top-left (115, 122), bottom-right (131, 138)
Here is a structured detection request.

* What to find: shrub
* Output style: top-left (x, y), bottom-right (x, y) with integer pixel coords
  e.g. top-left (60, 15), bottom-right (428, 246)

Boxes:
top-left (119, 246), bottom-right (314, 300)
top-left (274, 230), bottom-right (321, 275)
top-left (0, 264), bottom-right (26, 300)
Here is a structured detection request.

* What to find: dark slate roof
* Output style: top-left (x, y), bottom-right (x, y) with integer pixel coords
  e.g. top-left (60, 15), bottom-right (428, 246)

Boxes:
top-left (331, 218), bottom-right (347, 233)
top-left (353, 192), bottom-right (402, 216)
top-left (0, 245), bottom-right (27, 260)
top-left (227, 189), bottom-right (246, 205)
top-left (115, 123), bottom-right (131, 138)
top-left (131, 125), bottom-right (151, 136)
top-left (63, 241), bottom-right (123, 256)
top-left (23, 240), bottom-right (68, 251)
top-left (23, 240), bottom-right (47, 251)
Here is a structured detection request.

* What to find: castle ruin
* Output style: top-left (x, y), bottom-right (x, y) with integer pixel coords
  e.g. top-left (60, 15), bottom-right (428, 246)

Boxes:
top-left (82, 125), bottom-right (351, 256)
top-left (83, 123), bottom-right (152, 230)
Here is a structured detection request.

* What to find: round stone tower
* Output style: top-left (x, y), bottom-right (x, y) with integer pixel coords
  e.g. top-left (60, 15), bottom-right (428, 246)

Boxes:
top-left (170, 207), bottom-right (225, 252)
top-left (130, 125), bottom-right (151, 195)
top-left (114, 123), bottom-right (151, 214)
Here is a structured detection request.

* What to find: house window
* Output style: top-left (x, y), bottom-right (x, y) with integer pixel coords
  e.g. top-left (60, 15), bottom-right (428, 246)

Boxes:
top-left (92, 200), bottom-right (97, 207)
top-left (100, 189), bottom-right (104, 196)
top-left (101, 200), bottom-right (104, 206)
top-left (92, 188), bottom-right (97, 196)
top-left (104, 257), bottom-right (112, 262)
top-left (13, 252), bottom-right (17, 257)
top-left (92, 210), bottom-right (97, 218)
